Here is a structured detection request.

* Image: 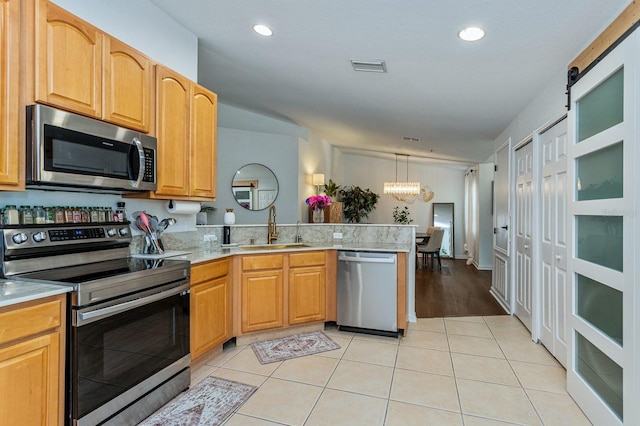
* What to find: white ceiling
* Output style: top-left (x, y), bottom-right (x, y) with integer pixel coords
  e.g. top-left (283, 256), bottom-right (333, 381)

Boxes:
top-left (150, 0), bottom-right (630, 164)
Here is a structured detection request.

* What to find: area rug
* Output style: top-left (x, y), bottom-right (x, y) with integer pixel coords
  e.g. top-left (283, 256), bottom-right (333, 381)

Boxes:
top-left (250, 331), bottom-right (341, 364)
top-left (139, 376), bottom-right (256, 426)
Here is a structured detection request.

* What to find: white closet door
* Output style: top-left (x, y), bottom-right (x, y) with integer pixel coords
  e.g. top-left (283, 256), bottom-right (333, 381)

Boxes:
top-left (514, 140), bottom-right (533, 331)
top-left (539, 117), bottom-right (568, 367)
top-left (492, 140), bottom-right (511, 310)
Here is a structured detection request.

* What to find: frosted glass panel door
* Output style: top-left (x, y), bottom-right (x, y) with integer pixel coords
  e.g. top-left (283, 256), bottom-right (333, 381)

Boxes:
top-left (567, 29), bottom-right (638, 426)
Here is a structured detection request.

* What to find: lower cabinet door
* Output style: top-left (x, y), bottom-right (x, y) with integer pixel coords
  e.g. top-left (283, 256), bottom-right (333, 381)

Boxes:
top-left (241, 270), bottom-right (283, 333)
top-left (191, 276), bottom-right (229, 360)
top-left (0, 332), bottom-right (61, 425)
top-left (289, 266), bottom-right (326, 325)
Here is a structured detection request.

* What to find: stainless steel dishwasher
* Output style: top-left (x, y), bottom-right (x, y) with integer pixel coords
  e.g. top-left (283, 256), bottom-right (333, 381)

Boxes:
top-left (337, 250), bottom-right (398, 336)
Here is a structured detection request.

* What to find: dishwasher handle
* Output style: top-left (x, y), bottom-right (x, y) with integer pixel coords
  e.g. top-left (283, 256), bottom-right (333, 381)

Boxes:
top-left (338, 254), bottom-right (396, 264)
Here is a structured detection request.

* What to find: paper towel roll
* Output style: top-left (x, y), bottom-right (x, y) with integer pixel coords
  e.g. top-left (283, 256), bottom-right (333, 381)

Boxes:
top-left (165, 200), bottom-right (201, 215)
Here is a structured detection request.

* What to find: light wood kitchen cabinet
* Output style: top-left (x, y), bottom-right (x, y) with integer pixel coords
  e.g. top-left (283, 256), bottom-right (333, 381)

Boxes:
top-left (150, 64), bottom-right (217, 201)
top-left (30, 0), bottom-right (152, 132)
top-left (190, 258), bottom-right (231, 361)
top-left (289, 251), bottom-right (326, 325)
top-left (0, 294), bottom-right (66, 425)
top-left (240, 254), bottom-right (284, 333)
top-left (0, 0), bottom-right (22, 190)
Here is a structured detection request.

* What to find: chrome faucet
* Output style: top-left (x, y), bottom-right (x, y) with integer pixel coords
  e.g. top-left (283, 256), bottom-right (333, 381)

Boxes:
top-left (295, 220), bottom-right (302, 243)
top-left (267, 205), bottom-right (278, 244)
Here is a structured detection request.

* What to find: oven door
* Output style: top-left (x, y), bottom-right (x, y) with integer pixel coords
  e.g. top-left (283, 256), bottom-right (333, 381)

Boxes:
top-left (72, 283), bottom-right (190, 425)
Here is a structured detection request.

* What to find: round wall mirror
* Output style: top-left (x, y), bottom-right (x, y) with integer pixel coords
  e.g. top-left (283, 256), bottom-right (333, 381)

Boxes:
top-left (231, 163), bottom-right (279, 211)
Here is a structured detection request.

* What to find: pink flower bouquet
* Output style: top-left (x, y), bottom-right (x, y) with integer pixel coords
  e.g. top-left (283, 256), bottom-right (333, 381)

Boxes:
top-left (305, 195), bottom-right (332, 210)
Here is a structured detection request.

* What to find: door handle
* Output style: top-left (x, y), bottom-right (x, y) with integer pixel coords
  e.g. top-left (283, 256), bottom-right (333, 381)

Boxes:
top-left (555, 255), bottom-right (561, 261)
top-left (524, 244), bottom-right (529, 249)
top-left (501, 225), bottom-right (508, 230)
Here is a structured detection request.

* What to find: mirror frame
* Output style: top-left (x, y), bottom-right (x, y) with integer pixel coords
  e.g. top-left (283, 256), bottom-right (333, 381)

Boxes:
top-left (432, 202), bottom-right (454, 259)
top-left (231, 163), bottom-right (279, 211)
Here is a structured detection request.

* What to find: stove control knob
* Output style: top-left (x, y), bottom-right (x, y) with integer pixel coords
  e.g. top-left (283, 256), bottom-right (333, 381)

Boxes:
top-left (107, 228), bottom-right (117, 237)
top-left (12, 233), bottom-right (28, 244)
top-left (118, 227), bottom-right (129, 236)
top-left (32, 231), bottom-right (48, 242)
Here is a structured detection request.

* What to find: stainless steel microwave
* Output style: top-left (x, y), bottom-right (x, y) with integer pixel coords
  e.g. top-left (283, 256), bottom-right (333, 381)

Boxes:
top-left (26, 104), bottom-right (157, 193)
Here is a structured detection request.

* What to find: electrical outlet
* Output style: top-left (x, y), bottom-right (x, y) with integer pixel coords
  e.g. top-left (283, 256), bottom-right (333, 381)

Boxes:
top-left (204, 234), bottom-right (217, 242)
top-left (333, 232), bottom-right (343, 239)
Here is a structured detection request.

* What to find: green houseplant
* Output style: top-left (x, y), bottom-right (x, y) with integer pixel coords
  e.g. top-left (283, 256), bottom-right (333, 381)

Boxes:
top-left (392, 206), bottom-right (413, 224)
top-left (339, 185), bottom-right (380, 223)
top-left (323, 179), bottom-right (341, 199)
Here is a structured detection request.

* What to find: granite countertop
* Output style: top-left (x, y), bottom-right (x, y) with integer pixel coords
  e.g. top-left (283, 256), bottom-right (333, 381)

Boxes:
top-left (132, 241), bottom-right (412, 264)
top-left (0, 279), bottom-right (72, 308)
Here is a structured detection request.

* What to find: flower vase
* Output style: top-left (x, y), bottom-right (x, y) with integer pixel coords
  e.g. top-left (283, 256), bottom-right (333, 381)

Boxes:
top-left (312, 208), bottom-right (324, 223)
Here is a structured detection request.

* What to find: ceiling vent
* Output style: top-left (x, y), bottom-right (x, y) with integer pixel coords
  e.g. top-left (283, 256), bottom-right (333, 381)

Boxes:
top-left (402, 136), bottom-right (421, 142)
top-left (350, 60), bottom-right (387, 73)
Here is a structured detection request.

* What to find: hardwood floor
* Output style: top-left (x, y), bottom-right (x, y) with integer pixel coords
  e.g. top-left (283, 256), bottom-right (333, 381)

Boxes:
top-left (415, 258), bottom-right (507, 318)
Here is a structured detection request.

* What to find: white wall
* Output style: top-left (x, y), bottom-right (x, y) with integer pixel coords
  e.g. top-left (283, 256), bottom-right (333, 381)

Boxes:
top-left (340, 153), bottom-right (467, 258)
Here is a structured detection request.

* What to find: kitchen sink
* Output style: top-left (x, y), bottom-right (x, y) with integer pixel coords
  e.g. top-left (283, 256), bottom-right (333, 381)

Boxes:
top-left (239, 243), bottom-right (311, 251)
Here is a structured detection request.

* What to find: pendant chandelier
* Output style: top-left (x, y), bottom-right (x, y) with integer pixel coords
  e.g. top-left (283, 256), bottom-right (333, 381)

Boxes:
top-left (383, 154), bottom-right (420, 195)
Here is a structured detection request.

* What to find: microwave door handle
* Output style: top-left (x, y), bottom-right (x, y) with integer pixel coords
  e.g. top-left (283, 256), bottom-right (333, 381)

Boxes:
top-left (131, 137), bottom-right (145, 189)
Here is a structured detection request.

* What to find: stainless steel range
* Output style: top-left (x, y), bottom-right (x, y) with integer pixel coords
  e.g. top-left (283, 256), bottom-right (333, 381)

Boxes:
top-left (0, 222), bottom-right (191, 426)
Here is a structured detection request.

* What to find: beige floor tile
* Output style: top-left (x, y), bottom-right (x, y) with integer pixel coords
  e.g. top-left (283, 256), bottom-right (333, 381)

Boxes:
top-left (411, 318), bottom-right (446, 333)
top-left (456, 378), bottom-right (542, 425)
top-left (271, 354), bottom-right (338, 386)
top-left (314, 335), bottom-right (351, 359)
top-left (445, 319), bottom-right (493, 338)
top-left (221, 346), bottom-right (282, 376)
top-left (446, 315), bottom-right (486, 323)
top-left (342, 339), bottom-right (399, 367)
top-left (497, 340), bottom-right (560, 366)
top-left (526, 389), bottom-right (592, 426)
top-left (237, 377), bottom-right (322, 425)
top-left (399, 329), bottom-right (450, 351)
top-left (396, 345), bottom-right (453, 376)
top-left (385, 400), bottom-right (463, 426)
top-left (462, 415), bottom-right (521, 425)
top-left (482, 315), bottom-right (524, 328)
top-left (224, 413), bottom-right (283, 425)
top-left (451, 353), bottom-right (519, 386)
top-left (327, 359), bottom-right (394, 398)
top-left (204, 344), bottom-right (243, 366)
top-left (211, 367), bottom-right (269, 387)
top-left (190, 364), bottom-right (217, 385)
top-left (305, 388), bottom-right (387, 426)
top-left (510, 360), bottom-right (567, 393)
top-left (390, 368), bottom-right (460, 412)
top-left (352, 332), bottom-right (400, 346)
top-left (488, 323), bottom-right (533, 342)
top-left (447, 334), bottom-right (505, 359)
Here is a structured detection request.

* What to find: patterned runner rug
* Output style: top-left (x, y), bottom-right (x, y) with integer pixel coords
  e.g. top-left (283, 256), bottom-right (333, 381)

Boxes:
top-left (139, 376), bottom-right (256, 426)
top-left (250, 331), bottom-right (341, 364)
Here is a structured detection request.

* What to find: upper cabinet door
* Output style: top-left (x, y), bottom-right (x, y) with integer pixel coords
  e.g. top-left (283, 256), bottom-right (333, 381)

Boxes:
top-left (35, 0), bottom-right (102, 118)
top-left (189, 85), bottom-right (217, 199)
top-left (103, 37), bottom-right (152, 133)
top-left (155, 65), bottom-right (190, 196)
top-left (0, 0), bottom-right (21, 189)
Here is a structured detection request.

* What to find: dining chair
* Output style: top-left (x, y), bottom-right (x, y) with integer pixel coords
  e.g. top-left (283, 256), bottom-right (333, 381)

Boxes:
top-left (417, 228), bottom-right (445, 270)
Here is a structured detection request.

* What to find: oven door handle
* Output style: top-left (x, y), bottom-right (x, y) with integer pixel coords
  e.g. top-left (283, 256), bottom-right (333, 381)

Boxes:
top-left (77, 284), bottom-right (190, 325)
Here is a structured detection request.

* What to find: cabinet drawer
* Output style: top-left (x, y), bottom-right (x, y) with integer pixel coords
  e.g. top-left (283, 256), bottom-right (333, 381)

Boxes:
top-left (191, 258), bottom-right (229, 284)
top-left (0, 298), bottom-right (62, 346)
top-left (289, 251), bottom-right (326, 268)
top-left (242, 254), bottom-right (283, 271)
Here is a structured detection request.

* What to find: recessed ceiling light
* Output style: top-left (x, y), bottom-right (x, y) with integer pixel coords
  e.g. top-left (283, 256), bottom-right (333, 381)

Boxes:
top-left (458, 26), bottom-right (485, 42)
top-left (253, 24), bottom-right (273, 37)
